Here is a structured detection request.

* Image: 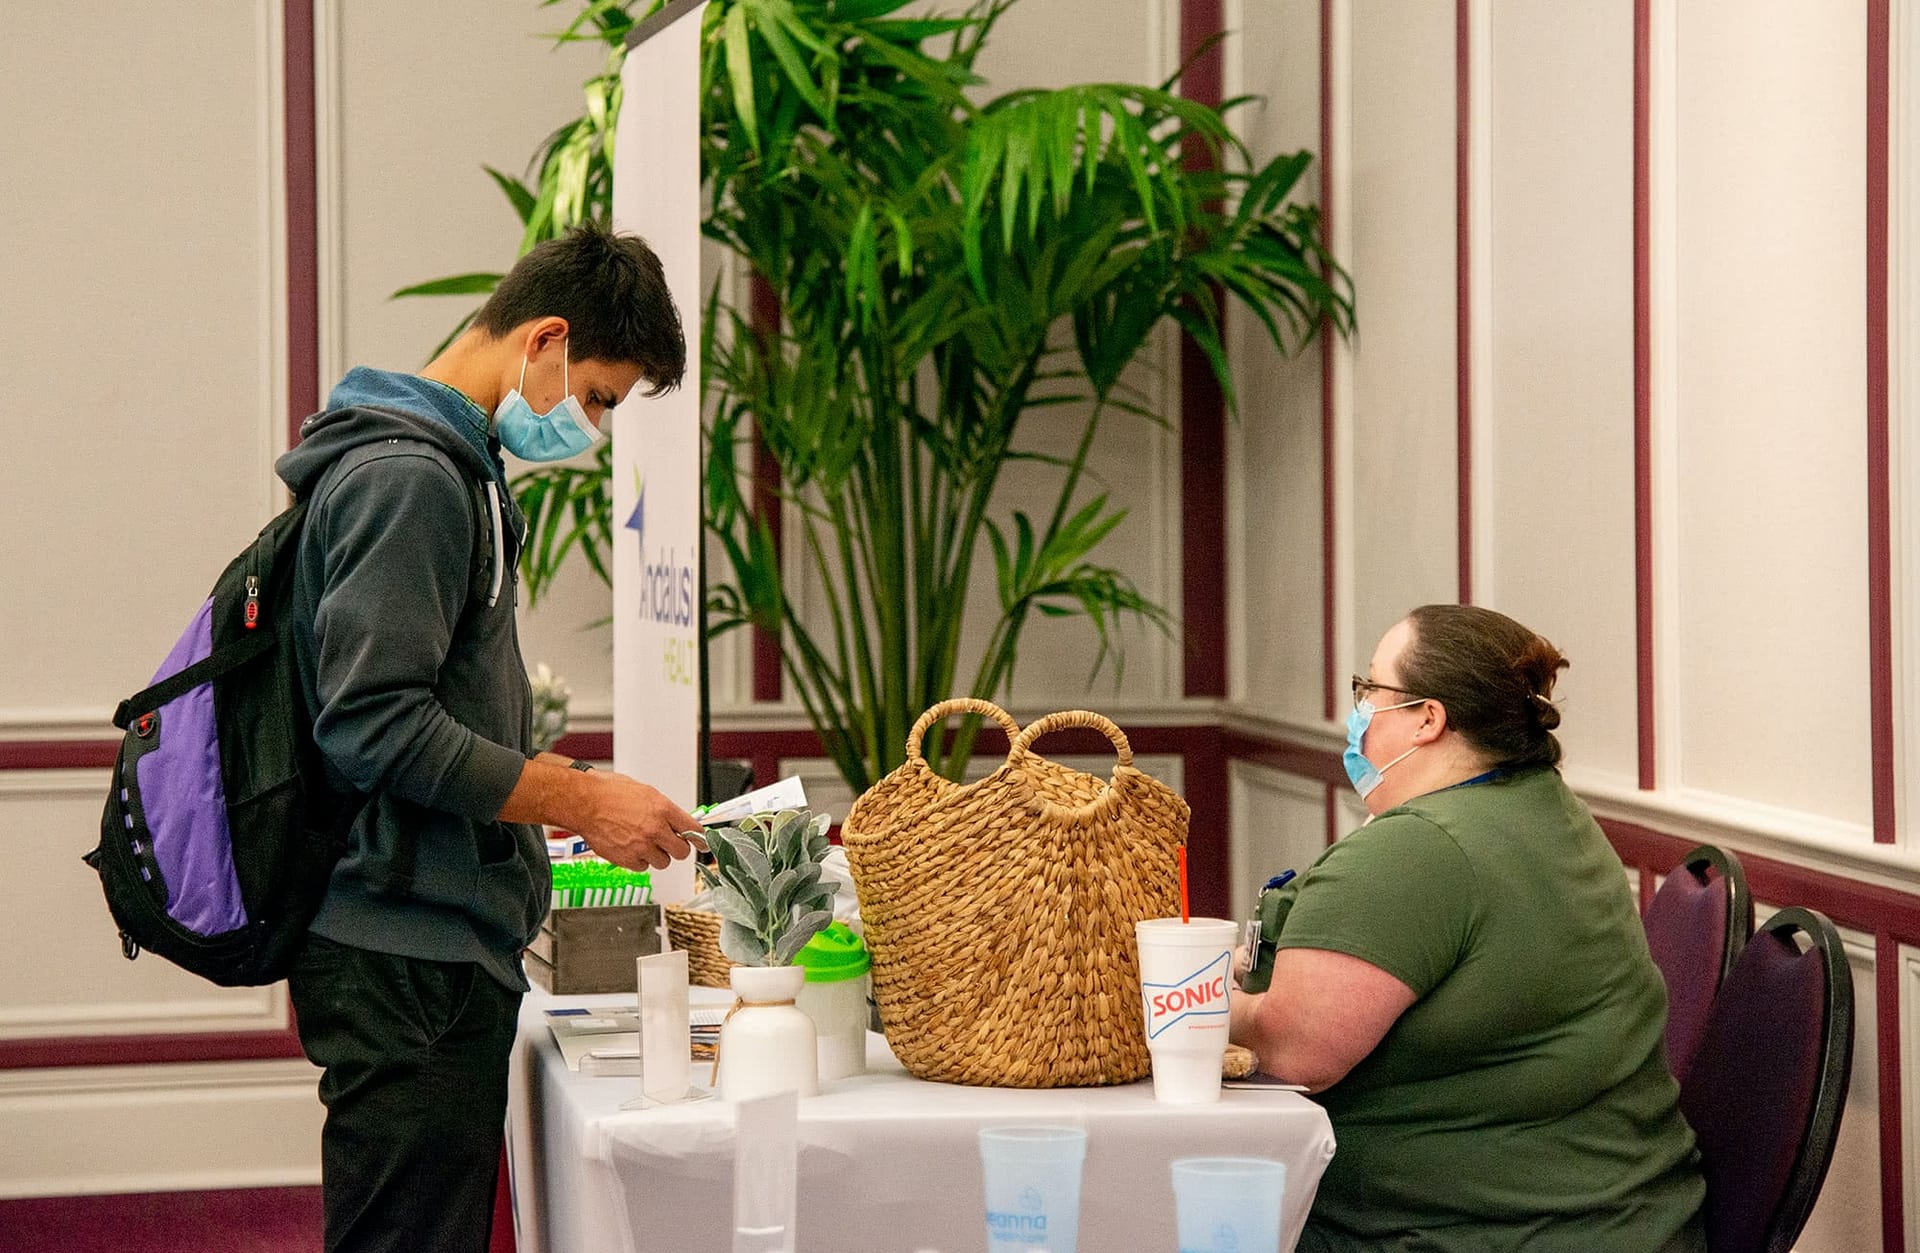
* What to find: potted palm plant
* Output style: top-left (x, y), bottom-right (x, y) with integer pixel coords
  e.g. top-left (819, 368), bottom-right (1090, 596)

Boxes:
top-left (403, 0), bottom-right (1352, 794)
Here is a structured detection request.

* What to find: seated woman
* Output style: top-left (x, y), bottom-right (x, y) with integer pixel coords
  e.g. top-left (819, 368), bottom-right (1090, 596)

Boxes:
top-left (1230, 604), bottom-right (1705, 1253)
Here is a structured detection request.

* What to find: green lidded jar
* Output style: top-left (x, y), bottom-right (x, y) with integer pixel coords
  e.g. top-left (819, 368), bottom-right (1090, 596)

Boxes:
top-left (795, 920), bottom-right (870, 982)
top-left (794, 922), bottom-right (871, 1080)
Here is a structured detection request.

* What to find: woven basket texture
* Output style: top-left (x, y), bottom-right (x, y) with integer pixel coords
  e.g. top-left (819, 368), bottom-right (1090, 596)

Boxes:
top-left (842, 705), bottom-right (1188, 1088)
top-left (665, 904), bottom-right (737, 988)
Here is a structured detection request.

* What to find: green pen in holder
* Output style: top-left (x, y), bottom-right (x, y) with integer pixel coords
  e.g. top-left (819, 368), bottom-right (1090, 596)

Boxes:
top-left (1241, 870), bottom-right (1299, 994)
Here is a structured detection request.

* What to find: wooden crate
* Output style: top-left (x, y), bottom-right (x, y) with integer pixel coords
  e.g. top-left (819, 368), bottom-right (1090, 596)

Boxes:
top-left (525, 904), bottom-right (662, 995)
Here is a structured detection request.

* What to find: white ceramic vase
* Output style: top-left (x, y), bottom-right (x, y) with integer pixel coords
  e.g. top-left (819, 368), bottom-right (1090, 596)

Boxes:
top-left (717, 964), bottom-right (819, 1102)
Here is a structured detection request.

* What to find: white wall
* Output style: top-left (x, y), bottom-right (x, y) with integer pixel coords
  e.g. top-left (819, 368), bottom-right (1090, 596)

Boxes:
top-left (1224, 4), bottom-right (1895, 1251)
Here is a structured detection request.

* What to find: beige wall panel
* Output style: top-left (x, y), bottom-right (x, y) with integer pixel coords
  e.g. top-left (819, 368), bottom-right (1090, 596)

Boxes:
top-left (1228, 763), bottom-right (1327, 923)
top-left (321, 1), bottom-right (613, 719)
top-left (1346, 0), bottom-right (1459, 666)
top-left (1671, 1), bottom-right (1870, 826)
top-left (0, 4), bottom-right (283, 730)
top-left (0, 777), bottom-right (289, 1040)
top-left (1229, 0), bottom-right (1329, 721)
top-left (1484, 1), bottom-right (1637, 783)
top-left (0, 1061), bottom-right (322, 1198)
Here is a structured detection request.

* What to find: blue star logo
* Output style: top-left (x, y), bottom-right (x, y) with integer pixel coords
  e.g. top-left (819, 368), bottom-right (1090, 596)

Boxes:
top-left (625, 472), bottom-right (645, 546)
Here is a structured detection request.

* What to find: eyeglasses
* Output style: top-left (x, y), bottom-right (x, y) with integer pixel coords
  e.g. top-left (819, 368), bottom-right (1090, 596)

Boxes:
top-left (1351, 675), bottom-right (1426, 704)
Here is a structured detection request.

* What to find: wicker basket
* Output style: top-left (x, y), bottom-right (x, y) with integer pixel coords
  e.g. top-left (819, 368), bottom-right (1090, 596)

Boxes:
top-left (842, 698), bottom-right (1021, 836)
top-left (664, 904), bottom-right (738, 988)
top-left (842, 707), bottom-right (1187, 1088)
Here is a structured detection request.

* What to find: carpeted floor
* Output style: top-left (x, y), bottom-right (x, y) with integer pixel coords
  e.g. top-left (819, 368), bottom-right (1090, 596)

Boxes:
top-left (0, 1187), bottom-right (324, 1253)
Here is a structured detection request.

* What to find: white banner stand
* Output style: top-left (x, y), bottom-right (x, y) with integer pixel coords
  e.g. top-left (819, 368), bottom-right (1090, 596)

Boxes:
top-left (612, 0), bottom-right (708, 907)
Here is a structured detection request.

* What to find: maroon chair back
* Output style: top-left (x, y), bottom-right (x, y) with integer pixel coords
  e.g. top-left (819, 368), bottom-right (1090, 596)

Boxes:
top-left (1679, 907), bottom-right (1853, 1253)
top-left (1643, 844), bottom-right (1752, 1082)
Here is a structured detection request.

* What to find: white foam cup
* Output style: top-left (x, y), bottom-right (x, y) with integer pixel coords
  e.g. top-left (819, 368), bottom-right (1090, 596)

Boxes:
top-left (1135, 917), bottom-right (1239, 1104)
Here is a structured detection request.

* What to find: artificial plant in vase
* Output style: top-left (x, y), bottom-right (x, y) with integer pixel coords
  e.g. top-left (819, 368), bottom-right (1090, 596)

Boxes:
top-left (402, 0), bottom-right (1353, 796)
top-left (700, 809), bottom-right (836, 967)
top-left (694, 808), bottom-right (837, 1100)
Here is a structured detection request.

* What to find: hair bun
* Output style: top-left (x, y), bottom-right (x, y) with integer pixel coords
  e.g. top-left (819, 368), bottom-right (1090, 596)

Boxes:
top-left (1530, 691), bottom-right (1562, 731)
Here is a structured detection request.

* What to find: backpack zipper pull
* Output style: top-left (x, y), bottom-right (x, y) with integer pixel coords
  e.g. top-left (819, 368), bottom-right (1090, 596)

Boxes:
top-left (244, 575), bottom-right (261, 629)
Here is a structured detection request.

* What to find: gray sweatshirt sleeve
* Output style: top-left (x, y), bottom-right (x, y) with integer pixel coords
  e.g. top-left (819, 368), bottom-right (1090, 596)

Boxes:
top-left (307, 449), bottom-right (526, 817)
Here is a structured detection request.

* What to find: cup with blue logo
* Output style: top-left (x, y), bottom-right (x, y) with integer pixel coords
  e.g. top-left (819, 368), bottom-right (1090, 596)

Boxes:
top-left (978, 1125), bottom-right (1087, 1252)
top-left (1135, 917), bottom-right (1239, 1103)
top-left (1170, 1157), bottom-right (1286, 1253)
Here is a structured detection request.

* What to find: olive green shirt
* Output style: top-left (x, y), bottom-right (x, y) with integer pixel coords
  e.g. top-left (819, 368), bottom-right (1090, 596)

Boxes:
top-left (1280, 767), bottom-right (1704, 1253)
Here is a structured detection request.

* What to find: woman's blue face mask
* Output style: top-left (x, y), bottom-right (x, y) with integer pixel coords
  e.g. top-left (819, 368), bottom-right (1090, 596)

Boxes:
top-left (1343, 696), bottom-right (1424, 798)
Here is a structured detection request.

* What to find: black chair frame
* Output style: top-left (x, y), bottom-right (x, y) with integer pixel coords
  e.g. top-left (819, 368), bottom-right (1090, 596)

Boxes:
top-left (1673, 843), bottom-right (1754, 985)
top-left (1757, 906), bottom-right (1854, 1253)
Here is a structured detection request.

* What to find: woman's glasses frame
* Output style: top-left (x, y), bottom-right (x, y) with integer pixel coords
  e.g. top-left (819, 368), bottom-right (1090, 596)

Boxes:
top-left (1351, 675), bottom-right (1427, 705)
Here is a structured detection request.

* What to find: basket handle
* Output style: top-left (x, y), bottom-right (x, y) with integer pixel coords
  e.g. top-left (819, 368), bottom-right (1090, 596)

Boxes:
top-left (1009, 709), bottom-right (1133, 768)
top-left (905, 698), bottom-right (1021, 761)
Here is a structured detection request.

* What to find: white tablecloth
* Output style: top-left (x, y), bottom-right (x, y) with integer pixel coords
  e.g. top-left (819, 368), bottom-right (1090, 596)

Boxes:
top-left (507, 988), bottom-right (1336, 1253)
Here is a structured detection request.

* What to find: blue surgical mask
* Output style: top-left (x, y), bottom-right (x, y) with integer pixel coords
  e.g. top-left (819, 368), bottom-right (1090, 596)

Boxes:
top-left (1343, 697), bottom-right (1423, 798)
top-left (494, 345), bottom-right (604, 462)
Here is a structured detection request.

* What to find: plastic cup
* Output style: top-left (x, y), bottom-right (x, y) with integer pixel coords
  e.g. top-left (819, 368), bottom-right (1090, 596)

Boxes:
top-left (978, 1126), bottom-right (1087, 1252)
top-left (1135, 917), bottom-right (1239, 1103)
top-left (1170, 1157), bottom-right (1286, 1253)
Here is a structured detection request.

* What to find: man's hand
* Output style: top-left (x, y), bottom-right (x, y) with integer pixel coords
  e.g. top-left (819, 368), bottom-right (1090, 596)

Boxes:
top-left (571, 771), bottom-right (706, 871)
top-left (497, 758), bottom-right (706, 871)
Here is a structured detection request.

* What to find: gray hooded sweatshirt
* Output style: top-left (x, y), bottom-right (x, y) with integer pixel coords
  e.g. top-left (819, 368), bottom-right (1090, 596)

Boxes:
top-left (275, 367), bottom-right (548, 991)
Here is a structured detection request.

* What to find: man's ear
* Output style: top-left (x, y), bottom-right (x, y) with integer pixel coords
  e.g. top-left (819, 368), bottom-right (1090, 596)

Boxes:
top-left (520, 316), bottom-right (570, 358)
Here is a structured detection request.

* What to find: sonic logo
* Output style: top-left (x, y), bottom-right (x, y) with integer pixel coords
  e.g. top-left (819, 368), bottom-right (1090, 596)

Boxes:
top-left (1141, 950), bottom-right (1232, 1040)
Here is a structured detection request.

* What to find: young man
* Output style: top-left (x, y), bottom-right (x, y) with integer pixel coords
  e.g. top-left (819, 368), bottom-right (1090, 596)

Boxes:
top-left (275, 223), bottom-right (702, 1253)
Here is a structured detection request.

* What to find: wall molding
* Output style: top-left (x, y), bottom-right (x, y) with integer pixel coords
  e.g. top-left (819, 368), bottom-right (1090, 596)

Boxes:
top-left (1896, 0), bottom-right (1918, 852)
top-left (0, 1058), bottom-right (321, 1199)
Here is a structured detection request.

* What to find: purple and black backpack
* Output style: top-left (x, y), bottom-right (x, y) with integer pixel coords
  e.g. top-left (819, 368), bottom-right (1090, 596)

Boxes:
top-left (85, 499), bottom-right (355, 986)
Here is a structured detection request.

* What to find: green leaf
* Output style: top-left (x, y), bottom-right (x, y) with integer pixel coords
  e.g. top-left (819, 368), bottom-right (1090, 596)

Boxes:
top-left (772, 909), bottom-right (833, 965)
top-left (483, 166), bottom-right (537, 225)
top-left (389, 272), bottom-right (503, 299)
top-left (720, 920), bottom-right (771, 965)
top-left (724, 2), bottom-right (760, 152)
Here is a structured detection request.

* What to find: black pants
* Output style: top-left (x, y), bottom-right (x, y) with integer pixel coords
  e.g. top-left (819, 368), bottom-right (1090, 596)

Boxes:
top-left (289, 934), bottom-right (523, 1253)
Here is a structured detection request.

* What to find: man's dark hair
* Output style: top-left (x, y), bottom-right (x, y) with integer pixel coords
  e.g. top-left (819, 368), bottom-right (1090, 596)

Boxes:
top-left (474, 222), bottom-right (685, 396)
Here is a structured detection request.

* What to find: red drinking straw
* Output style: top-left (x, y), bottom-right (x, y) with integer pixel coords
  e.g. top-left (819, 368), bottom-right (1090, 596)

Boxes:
top-left (1178, 845), bottom-right (1190, 924)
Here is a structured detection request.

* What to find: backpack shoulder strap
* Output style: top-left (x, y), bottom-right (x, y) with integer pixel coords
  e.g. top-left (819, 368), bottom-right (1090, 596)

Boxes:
top-left (113, 499), bottom-right (313, 729)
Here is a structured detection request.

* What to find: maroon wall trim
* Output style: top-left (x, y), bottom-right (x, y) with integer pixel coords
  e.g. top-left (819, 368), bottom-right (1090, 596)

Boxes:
top-left (1453, 0), bottom-right (1473, 605)
top-left (1319, 0), bottom-right (1338, 721)
top-left (1868, 0), bottom-right (1894, 844)
top-left (1631, 0), bottom-right (1657, 793)
top-left (1878, 930), bottom-right (1904, 1252)
top-left (284, 0), bottom-right (318, 445)
top-left (1179, 0), bottom-right (1228, 700)
top-left (0, 1029), bottom-right (304, 1072)
top-left (747, 274), bottom-right (785, 704)
top-left (0, 741), bottom-right (118, 770)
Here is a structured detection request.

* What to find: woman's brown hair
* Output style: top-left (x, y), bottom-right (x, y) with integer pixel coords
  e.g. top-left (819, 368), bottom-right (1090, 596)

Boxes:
top-left (1398, 604), bottom-right (1570, 768)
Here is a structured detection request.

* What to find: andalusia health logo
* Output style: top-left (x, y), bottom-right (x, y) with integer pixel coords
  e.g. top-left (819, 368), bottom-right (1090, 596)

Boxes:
top-left (624, 472), bottom-right (696, 629)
